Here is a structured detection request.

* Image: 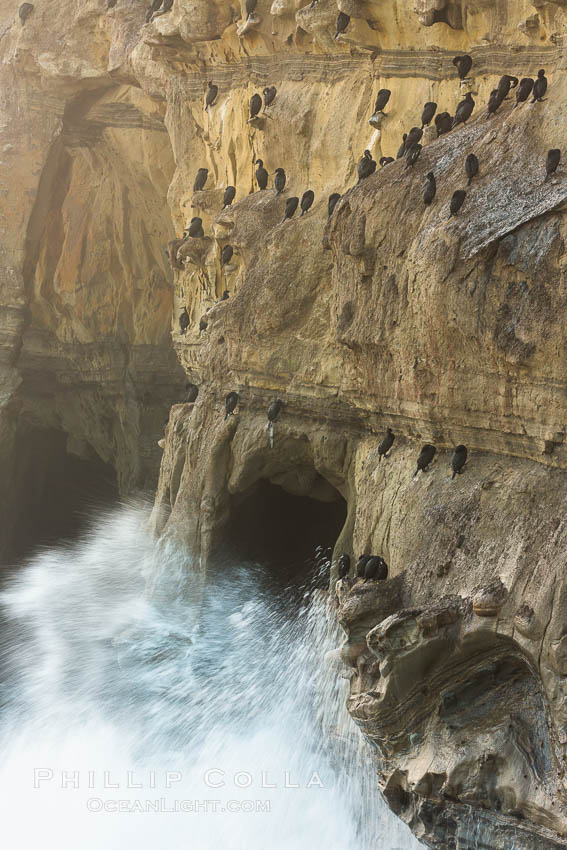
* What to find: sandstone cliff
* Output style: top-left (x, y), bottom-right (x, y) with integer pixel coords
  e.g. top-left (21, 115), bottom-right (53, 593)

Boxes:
top-left (3, 0), bottom-right (567, 846)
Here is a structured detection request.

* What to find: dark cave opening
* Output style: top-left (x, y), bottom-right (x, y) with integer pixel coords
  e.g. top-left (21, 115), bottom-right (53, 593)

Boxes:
top-left (5, 425), bottom-right (119, 566)
top-left (222, 478), bottom-right (347, 587)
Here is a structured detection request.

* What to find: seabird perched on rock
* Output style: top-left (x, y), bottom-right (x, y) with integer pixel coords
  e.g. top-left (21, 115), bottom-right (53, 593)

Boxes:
top-left (356, 555), bottom-right (371, 578)
top-left (255, 159), bottom-right (268, 190)
top-left (414, 444), bottom-right (436, 477)
top-left (435, 112), bottom-right (452, 137)
top-left (334, 11), bottom-right (350, 38)
top-left (421, 102), bottom-right (437, 128)
top-left (449, 189), bottom-right (466, 218)
top-left (497, 75), bottom-right (518, 99)
top-left (486, 89), bottom-right (505, 118)
top-left (532, 69), bottom-right (547, 103)
top-left (338, 554), bottom-right (350, 580)
top-left (396, 134), bottom-right (408, 159)
top-left (380, 157), bottom-right (394, 167)
top-left (223, 186), bottom-right (236, 208)
top-left (18, 3), bottom-right (34, 23)
top-left (514, 78), bottom-right (534, 108)
top-left (453, 54), bottom-right (473, 81)
top-left (245, 0), bottom-right (257, 19)
top-left (185, 383), bottom-right (199, 403)
top-left (424, 172), bottom-right (436, 206)
top-left (249, 93), bottom-right (263, 120)
top-left (179, 307), bottom-right (190, 334)
top-left (187, 217), bottom-right (204, 238)
top-left (374, 89), bottom-right (391, 114)
top-left (225, 391), bottom-right (239, 420)
top-left (193, 168), bottom-right (208, 192)
top-left (452, 93), bottom-right (475, 128)
top-left (465, 153), bottom-right (479, 185)
top-left (274, 167), bottom-right (286, 195)
top-left (205, 82), bottom-right (218, 108)
top-left (405, 126), bottom-right (423, 151)
top-left (451, 445), bottom-right (468, 479)
top-left (405, 144), bottom-right (422, 169)
top-left (267, 398), bottom-right (283, 448)
top-left (545, 149), bottom-right (561, 182)
top-left (357, 150), bottom-right (376, 181)
top-left (378, 428), bottom-right (395, 460)
top-left (263, 86), bottom-right (277, 108)
top-left (221, 290), bottom-right (229, 300)
top-left (300, 190), bottom-right (315, 216)
top-left (365, 556), bottom-right (388, 581)
top-left (328, 193), bottom-right (341, 217)
top-left (199, 316), bottom-right (208, 334)
top-left (221, 244), bottom-right (234, 266)
top-left (282, 196), bottom-right (299, 223)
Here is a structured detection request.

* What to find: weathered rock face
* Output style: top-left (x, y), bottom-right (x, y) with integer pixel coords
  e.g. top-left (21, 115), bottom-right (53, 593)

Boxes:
top-left (4, 0), bottom-right (567, 846)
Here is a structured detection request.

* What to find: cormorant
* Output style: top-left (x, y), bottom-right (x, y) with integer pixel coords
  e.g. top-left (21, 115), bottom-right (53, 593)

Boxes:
top-left (405, 126), bottom-right (423, 150)
top-left (221, 290), bottom-right (229, 300)
top-left (466, 153), bottom-right (479, 185)
top-left (282, 196), bottom-right (299, 222)
top-left (449, 189), bottom-right (466, 218)
top-left (435, 112), bottom-right (452, 137)
top-left (19, 3), bottom-right (34, 23)
top-left (205, 82), bottom-right (218, 108)
top-left (249, 93), bottom-right (263, 120)
top-left (221, 244), bottom-right (234, 266)
top-left (274, 167), bottom-right (286, 195)
top-left (334, 11), bottom-right (350, 38)
top-left (199, 316), bottom-right (208, 334)
top-left (179, 307), bottom-right (190, 334)
top-left (452, 93), bottom-right (475, 128)
top-left (415, 444), bottom-right (436, 476)
top-left (300, 190), bottom-right (315, 216)
top-left (396, 134), bottom-right (408, 159)
top-left (532, 69), bottom-right (547, 103)
top-left (245, 0), bottom-right (257, 18)
top-left (374, 89), bottom-right (391, 113)
top-left (186, 383), bottom-right (199, 403)
top-left (486, 89), bottom-right (505, 118)
top-left (357, 150), bottom-right (376, 181)
top-left (263, 86), bottom-right (277, 108)
top-left (267, 398), bottom-right (283, 448)
top-left (451, 445), bottom-right (468, 479)
top-left (225, 391), bottom-right (239, 419)
top-left (337, 554), bottom-right (350, 580)
top-left (545, 149), bottom-right (561, 182)
top-left (380, 157), bottom-right (394, 167)
top-left (356, 555), bottom-right (371, 578)
top-left (421, 102), bottom-right (437, 128)
top-left (328, 193), bottom-right (341, 217)
top-left (255, 159), bottom-right (268, 190)
top-left (223, 186), bottom-right (236, 208)
top-left (365, 556), bottom-right (388, 581)
top-left (405, 144), bottom-right (422, 169)
top-left (193, 168), bottom-right (208, 192)
top-left (187, 217), bottom-right (204, 238)
top-left (514, 78), bottom-right (534, 108)
top-left (424, 172), bottom-right (436, 206)
top-left (453, 55), bottom-right (473, 81)
top-left (497, 75), bottom-right (518, 99)
top-left (378, 428), bottom-right (395, 460)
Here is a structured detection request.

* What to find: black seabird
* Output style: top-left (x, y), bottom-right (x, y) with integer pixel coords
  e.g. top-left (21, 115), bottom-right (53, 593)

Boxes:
top-left (274, 167), bottom-right (286, 195)
top-left (193, 168), bottom-right (208, 192)
top-left (249, 93), bottom-right (262, 120)
top-left (187, 217), bottom-right (204, 238)
top-left (532, 69), bottom-right (547, 103)
top-left (486, 88), bottom-right (505, 118)
top-left (465, 153), bottom-right (479, 185)
top-left (545, 149), bottom-right (561, 182)
top-left (421, 102), bottom-right (437, 128)
top-left (497, 75), bottom-right (518, 99)
top-left (199, 316), bottom-right (208, 334)
top-left (221, 290), bottom-right (229, 300)
top-left (514, 78), bottom-right (534, 108)
top-left (451, 445), bottom-right (468, 479)
top-left (365, 556), bottom-right (388, 581)
top-left (255, 159), bottom-right (268, 190)
top-left (19, 3), bottom-right (34, 23)
top-left (405, 126), bottom-right (423, 150)
top-left (263, 86), bottom-right (277, 108)
top-left (186, 383), bottom-right (199, 403)
top-left (415, 444), bottom-right (436, 476)
top-left (380, 157), bottom-right (394, 167)
top-left (221, 244), bottom-right (234, 266)
top-left (378, 428), bottom-right (395, 460)
top-left (223, 186), bottom-right (236, 208)
top-left (300, 190), bottom-right (315, 216)
top-left (453, 54), bottom-right (473, 80)
top-left (396, 134), bottom-right (408, 159)
top-left (356, 555), bottom-right (371, 578)
top-left (267, 398), bottom-right (283, 448)
top-left (334, 11), bottom-right (350, 38)
top-left (282, 196), bottom-right (299, 222)
top-left (374, 89), bottom-right (391, 113)
top-left (205, 82), bottom-right (218, 107)
top-left (225, 392), bottom-right (239, 419)
top-left (245, 0), bottom-right (257, 18)
top-left (405, 144), bottom-right (422, 169)
top-left (424, 172), bottom-right (436, 206)
top-left (328, 193), bottom-right (341, 216)
top-left (452, 93), bottom-right (475, 128)
top-left (357, 150), bottom-right (376, 181)
top-left (449, 190), bottom-right (466, 218)
top-left (435, 112), bottom-right (452, 136)
top-left (337, 554), bottom-right (350, 580)
top-left (179, 307), bottom-right (190, 334)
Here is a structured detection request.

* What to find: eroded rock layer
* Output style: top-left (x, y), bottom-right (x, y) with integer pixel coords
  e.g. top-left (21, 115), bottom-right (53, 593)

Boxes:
top-left (3, 0), bottom-right (567, 846)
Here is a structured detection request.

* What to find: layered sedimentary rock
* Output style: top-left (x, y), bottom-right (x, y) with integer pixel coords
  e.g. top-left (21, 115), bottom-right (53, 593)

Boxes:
top-left (4, 0), bottom-right (567, 846)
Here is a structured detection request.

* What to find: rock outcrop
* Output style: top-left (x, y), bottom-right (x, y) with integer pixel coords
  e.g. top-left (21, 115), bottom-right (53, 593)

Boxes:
top-left (4, 0), bottom-right (567, 846)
